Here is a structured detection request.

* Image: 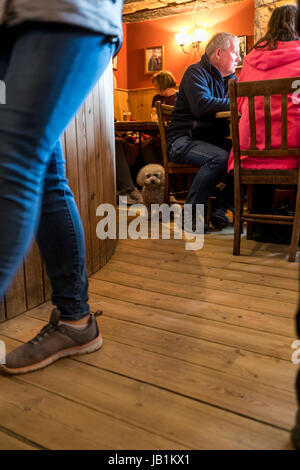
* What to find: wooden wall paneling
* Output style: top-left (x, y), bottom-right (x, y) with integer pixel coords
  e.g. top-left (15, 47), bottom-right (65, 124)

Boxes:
top-left (128, 88), bottom-right (156, 121)
top-left (24, 240), bottom-right (44, 310)
top-left (95, 79), bottom-right (109, 266)
top-left (128, 90), bottom-right (138, 120)
top-left (105, 68), bottom-right (118, 261)
top-left (75, 104), bottom-right (93, 276)
top-left (4, 264), bottom-right (27, 319)
top-left (0, 298), bottom-right (5, 322)
top-left (84, 92), bottom-right (100, 274)
top-left (92, 82), bottom-right (107, 269)
top-left (99, 73), bottom-right (110, 265)
top-left (99, 66), bottom-right (117, 263)
top-left (142, 89), bottom-right (157, 120)
top-left (114, 88), bottom-right (158, 121)
top-left (103, 67), bottom-right (116, 209)
top-left (114, 89), bottom-right (129, 121)
top-left (128, 89), bottom-right (139, 120)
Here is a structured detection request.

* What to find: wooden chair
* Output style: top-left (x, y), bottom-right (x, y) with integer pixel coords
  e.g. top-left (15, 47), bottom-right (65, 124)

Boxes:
top-left (155, 101), bottom-right (199, 204)
top-left (229, 77), bottom-right (300, 261)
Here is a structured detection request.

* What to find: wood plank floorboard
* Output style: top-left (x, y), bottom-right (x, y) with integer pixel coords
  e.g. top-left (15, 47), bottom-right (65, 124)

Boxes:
top-left (0, 232), bottom-right (298, 450)
top-left (91, 269), bottom-right (295, 318)
top-left (0, 428), bottom-right (39, 450)
top-left (88, 279), bottom-right (294, 341)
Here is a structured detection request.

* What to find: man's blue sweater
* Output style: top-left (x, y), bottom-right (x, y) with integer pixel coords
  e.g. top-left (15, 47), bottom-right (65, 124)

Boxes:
top-left (166, 53), bottom-right (236, 151)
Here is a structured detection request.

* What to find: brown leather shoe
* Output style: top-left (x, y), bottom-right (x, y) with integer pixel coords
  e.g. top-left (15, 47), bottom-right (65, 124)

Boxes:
top-left (0, 309), bottom-right (103, 375)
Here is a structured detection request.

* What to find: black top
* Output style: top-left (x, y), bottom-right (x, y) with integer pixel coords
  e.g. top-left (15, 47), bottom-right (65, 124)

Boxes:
top-left (152, 93), bottom-right (177, 108)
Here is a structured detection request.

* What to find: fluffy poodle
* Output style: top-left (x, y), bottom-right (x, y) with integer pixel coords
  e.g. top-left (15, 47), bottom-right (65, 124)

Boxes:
top-left (136, 164), bottom-right (165, 213)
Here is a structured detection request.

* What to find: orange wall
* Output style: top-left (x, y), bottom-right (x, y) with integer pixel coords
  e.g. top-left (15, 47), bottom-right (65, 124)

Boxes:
top-left (125, 0), bottom-right (254, 89)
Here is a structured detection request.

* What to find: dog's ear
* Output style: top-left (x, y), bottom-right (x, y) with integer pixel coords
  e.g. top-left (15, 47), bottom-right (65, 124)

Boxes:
top-left (136, 168), bottom-right (144, 187)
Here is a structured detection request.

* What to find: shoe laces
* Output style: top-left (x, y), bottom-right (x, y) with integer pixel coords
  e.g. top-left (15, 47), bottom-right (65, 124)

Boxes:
top-left (28, 310), bottom-right (103, 345)
top-left (28, 322), bottom-right (61, 345)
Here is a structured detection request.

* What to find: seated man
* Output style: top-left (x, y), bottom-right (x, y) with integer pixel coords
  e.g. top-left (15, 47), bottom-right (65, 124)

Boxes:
top-left (166, 32), bottom-right (240, 229)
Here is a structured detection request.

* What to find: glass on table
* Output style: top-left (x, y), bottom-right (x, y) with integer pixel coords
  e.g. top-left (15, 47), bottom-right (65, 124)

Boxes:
top-left (123, 111), bottom-right (131, 121)
top-left (150, 108), bottom-right (158, 122)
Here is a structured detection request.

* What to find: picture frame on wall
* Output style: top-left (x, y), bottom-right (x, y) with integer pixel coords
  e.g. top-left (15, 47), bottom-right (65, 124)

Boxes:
top-left (112, 55), bottom-right (118, 70)
top-left (144, 46), bottom-right (164, 75)
top-left (237, 36), bottom-right (247, 68)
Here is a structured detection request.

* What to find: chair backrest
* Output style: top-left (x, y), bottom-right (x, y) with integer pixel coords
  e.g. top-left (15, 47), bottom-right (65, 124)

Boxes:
top-left (155, 101), bottom-right (174, 170)
top-left (229, 77), bottom-right (300, 175)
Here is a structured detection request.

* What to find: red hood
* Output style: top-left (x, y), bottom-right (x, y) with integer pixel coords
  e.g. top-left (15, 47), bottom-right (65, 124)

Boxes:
top-left (243, 41), bottom-right (300, 71)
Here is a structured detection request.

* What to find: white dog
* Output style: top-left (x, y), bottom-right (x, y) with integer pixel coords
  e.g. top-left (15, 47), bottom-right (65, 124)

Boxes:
top-left (136, 164), bottom-right (165, 214)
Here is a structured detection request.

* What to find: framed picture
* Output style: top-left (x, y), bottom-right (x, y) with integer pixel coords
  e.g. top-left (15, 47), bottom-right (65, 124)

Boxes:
top-left (144, 46), bottom-right (164, 75)
top-left (236, 36), bottom-right (247, 68)
top-left (112, 55), bottom-right (118, 70)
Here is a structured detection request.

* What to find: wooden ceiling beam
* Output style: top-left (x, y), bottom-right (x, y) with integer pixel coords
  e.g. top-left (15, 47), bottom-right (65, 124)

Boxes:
top-left (123, 0), bottom-right (243, 23)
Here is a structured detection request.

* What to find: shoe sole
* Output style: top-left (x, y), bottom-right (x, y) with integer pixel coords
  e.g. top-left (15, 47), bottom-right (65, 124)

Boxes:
top-left (0, 334), bottom-right (103, 375)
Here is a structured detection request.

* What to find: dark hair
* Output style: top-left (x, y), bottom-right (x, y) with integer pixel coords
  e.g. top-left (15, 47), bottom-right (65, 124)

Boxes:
top-left (254, 4), bottom-right (298, 50)
top-left (151, 71), bottom-right (176, 91)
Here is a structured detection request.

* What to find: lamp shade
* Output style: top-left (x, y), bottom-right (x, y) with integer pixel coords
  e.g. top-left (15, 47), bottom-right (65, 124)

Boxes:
top-left (192, 28), bottom-right (208, 43)
top-left (175, 30), bottom-right (191, 46)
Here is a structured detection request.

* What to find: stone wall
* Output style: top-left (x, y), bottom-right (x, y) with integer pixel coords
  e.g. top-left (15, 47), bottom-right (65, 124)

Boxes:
top-left (254, 0), bottom-right (296, 41)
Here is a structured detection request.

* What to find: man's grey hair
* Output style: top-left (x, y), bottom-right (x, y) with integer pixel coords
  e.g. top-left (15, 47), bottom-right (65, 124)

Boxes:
top-left (205, 32), bottom-right (239, 57)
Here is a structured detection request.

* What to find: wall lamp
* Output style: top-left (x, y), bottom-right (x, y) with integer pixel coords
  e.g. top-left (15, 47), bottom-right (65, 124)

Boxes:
top-left (175, 28), bottom-right (208, 54)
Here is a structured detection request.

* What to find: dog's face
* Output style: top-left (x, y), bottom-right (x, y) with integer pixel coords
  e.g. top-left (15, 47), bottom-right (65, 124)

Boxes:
top-left (137, 164), bottom-right (165, 188)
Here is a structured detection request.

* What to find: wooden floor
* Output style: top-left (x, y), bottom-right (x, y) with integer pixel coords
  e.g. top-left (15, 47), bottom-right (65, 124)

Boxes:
top-left (0, 226), bottom-right (299, 450)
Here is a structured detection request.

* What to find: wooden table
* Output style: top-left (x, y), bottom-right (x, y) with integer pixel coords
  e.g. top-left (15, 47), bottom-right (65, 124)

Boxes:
top-left (115, 120), bottom-right (159, 157)
top-left (115, 121), bottom-right (159, 133)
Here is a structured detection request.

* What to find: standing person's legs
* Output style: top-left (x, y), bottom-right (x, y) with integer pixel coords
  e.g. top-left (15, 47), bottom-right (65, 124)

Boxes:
top-left (0, 23), bottom-right (114, 298)
top-left (0, 23), bottom-right (116, 374)
top-left (36, 140), bottom-right (90, 320)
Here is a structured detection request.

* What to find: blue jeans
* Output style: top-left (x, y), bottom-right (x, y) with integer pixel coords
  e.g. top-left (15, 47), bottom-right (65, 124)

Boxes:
top-left (169, 135), bottom-right (229, 206)
top-left (0, 23), bottom-right (115, 319)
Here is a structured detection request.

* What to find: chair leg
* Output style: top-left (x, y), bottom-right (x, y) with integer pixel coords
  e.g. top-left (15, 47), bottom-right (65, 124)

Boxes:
top-left (164, 172), bottom-right (170, 203)
top-left (246, 184), bottom-right (253, 240)
top-left (205, 198), bottom-right (212, 225)
top-left (288, 184), bottom-right (300, 262)
top-left (233, 186), bottom-right (242, 256)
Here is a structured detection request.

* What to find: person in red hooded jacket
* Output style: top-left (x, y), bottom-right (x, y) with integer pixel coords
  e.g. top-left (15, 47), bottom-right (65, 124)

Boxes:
top-left (228, 4), bottom-right (300, 172)
top-left (228, 4), bottom-right (300, 243)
